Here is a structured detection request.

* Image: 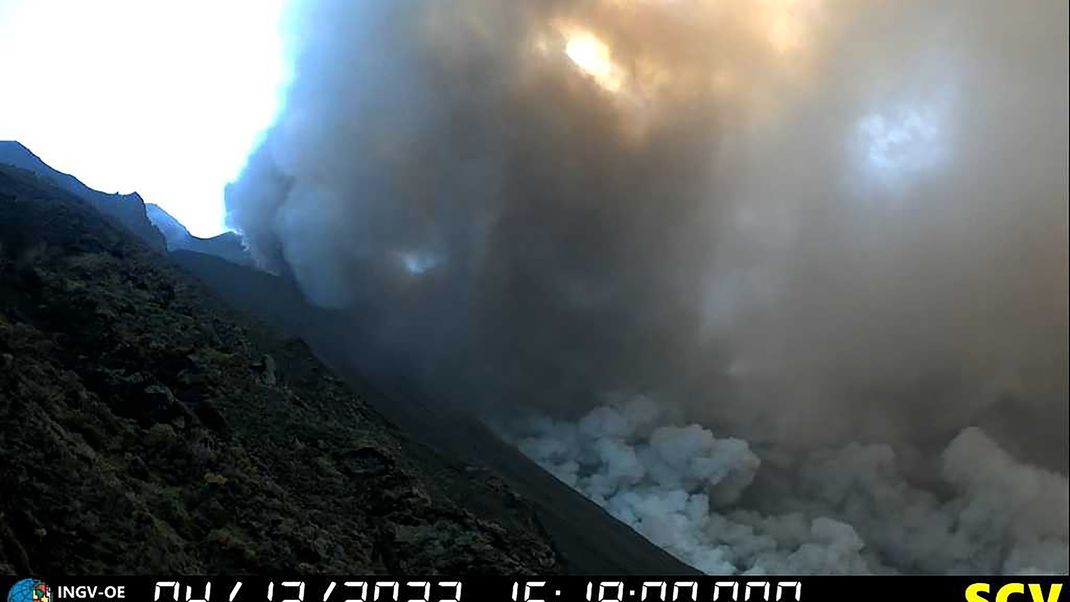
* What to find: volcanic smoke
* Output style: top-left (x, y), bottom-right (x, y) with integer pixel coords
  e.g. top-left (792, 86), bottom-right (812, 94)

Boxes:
top-left (225, 0), bottom-right (1069, 574)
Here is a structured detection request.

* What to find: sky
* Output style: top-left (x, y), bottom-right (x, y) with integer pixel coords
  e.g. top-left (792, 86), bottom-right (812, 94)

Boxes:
top-left (0, 0), bottom-right (951, 240)
top-left (0, 0), bottom-right (290, 237)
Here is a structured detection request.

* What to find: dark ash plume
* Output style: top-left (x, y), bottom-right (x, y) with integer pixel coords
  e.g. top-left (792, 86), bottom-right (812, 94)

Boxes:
top-left (225, 0), bottom-right (1068, 573)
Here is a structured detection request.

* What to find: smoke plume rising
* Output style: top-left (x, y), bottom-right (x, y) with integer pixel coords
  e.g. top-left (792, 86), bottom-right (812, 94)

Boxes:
top-left (225, 0), bottom-right (1068, 573)
top-left (504, 397), bottom-right (1068, 573)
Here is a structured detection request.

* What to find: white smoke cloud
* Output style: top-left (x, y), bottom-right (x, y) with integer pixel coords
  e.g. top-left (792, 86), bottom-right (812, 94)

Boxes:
top-left (505, 398), bottom-right (1069, 575)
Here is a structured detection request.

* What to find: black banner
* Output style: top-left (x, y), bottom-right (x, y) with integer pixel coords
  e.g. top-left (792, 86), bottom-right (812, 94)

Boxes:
top-left (2, 576), bottom-right (1066, 602)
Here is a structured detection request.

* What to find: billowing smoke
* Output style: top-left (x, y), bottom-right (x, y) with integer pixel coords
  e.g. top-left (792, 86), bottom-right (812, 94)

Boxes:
top-left (503, 397), bottom-right (1068, 574)
top-left (225, 0), bottom-right (1068, 573)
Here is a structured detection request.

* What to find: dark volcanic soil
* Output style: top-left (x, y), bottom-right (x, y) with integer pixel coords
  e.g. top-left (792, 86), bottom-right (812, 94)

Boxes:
top-left (0, 157), bottom-right (694, 575)
top-left (0, 165), bottom-right (562, 574)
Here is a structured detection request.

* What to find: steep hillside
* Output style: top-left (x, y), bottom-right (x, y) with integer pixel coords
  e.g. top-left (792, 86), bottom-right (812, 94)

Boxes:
top-left (171, 250), bottom-right (696, 574)
top-left (0, 142), bottom-right (252, 267)
top-left (146, 203), bottom-right (252, 266)
top-left (0, 165), bottom-right (561, 574)
top-left (0, 152), bottom-right (694, 575)
top-left (0, 142), bottom-right (165, 251)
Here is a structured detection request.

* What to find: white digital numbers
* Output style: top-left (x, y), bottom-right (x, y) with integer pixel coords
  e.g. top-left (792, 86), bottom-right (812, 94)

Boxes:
top-left (673, 583), bottom-right (698, 601)
top-left (561, 580), bottom-right (801, 602)
top-left (584, 581), bottom-right (625, 602)
top-left (154, 582), bottom-right (213, 602)
top-left (152, 579), bottom-right (801, 602)
top-left (582, 581), bottom-right (696, 602)
top-left (318, 581), bottom-right (461, 602)
top-left (640, 583), bottom-right (666, 602)
top-left (152, 581), bottom-right (463, 602)
top-left (711, 582), bottom-right (801, 602)
top-left (512, 580), bottom-right (548, 602)
top-left (268, 581), bottom-right (306, 602)
top-left (373, 582), bottom-right (398, 601)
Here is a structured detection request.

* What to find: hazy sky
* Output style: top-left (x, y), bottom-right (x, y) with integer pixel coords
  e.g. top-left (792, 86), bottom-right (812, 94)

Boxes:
top-left (0, 0), bottom-right (290, 236)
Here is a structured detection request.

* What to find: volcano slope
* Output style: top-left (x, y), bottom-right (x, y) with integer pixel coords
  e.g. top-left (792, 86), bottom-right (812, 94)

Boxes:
top-left (0, 164), bottom-right (690, 574)
top-left (169, 249), bottom-right (700, 576)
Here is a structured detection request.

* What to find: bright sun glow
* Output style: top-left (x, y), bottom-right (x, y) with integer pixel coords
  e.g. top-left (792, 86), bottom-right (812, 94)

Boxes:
top-left (0, 0), bottom-right (290, 236)
top-left (563, 30), bottom-right (625, 93)
top-left (762, 0), bottom-right (818, 55)
top-left (549, 0), bottom-right (823, 114)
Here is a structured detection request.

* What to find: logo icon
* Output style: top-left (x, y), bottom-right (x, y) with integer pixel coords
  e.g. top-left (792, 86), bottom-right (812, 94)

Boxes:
top-left (6, 579), bottom-right (50, 602)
